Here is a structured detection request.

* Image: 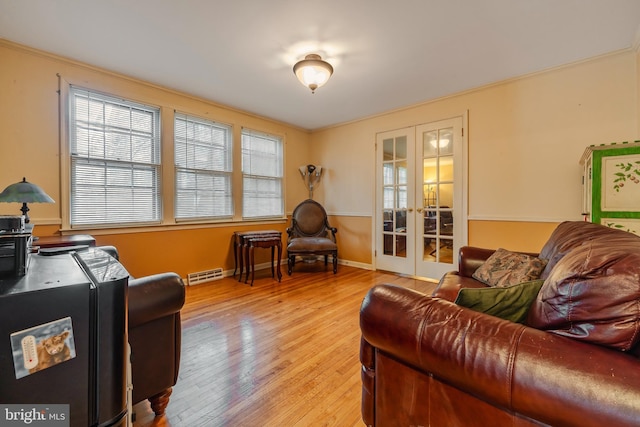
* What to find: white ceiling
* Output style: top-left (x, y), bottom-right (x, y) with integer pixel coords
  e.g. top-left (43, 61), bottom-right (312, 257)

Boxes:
top-left (2, 1), bottom-right (640, 131)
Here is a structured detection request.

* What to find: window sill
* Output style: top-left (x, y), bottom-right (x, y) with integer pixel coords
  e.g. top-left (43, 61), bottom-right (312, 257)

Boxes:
top-left (60, 217), bottom-right (288, 236)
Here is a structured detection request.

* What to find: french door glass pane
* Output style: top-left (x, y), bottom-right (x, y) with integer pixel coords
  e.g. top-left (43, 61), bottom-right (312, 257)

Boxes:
top-left (439, 183), bottom-right (454, 207)
top-left (396, 161), bottom-right (407, 184)
top-left (383, 163), bottom-right (393, 185)
top-left (383, 138), bottom-right (394, 161)
top-left (423, 131), bottom-right (438, 157)
top-left (421, 126), bottom-right (455, 264)
top-left (381, 134), bottom-right (408, 257)
top-left (439, 157), bottom-right (454, 182)
top-left (396, 186), bottom-right (407, 209)
top-left (395, 235), bottom-right (407, 258)
top-left (384, 234), bottom-right (393, 255)
top-left (396, 136), bottom-right (407, 159)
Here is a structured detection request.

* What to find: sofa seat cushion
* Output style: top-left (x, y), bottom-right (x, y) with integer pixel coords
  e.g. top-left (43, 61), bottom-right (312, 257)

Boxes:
top-left (528, 225), bottom-right (640, 351)
top-left (287, 236), bottom-right (337, 253)
top-left (471, 248), bottom-right (547, 287)
top-left (455, 279), bottom-right (544, 323)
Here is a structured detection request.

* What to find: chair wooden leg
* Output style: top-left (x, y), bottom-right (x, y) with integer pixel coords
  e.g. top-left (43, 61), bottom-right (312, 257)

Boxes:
top-left (276, 242), bottom-right (282, 282)
top-left (149, 387), bottom-right (172, 416)
top-left (333, 253), bottom-right (338, 274)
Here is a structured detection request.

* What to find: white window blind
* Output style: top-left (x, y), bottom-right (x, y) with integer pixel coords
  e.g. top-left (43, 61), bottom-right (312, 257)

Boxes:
top-left (241, 129), bottom-right (284, 219)
top-left (175, 113), bottom-right (233, 219)
top-left (69, 88), bottom-right (161, 226)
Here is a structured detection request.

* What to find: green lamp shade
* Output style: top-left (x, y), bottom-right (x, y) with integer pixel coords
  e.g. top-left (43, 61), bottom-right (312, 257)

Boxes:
top-left (0, 177), bottom-right (54, 203)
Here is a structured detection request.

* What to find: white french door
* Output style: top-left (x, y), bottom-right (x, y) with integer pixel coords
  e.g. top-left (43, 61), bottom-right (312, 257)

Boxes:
top-left (375, 116), bottom-right (466, 280)
top-left (375, 127), bottom-right (416, 274)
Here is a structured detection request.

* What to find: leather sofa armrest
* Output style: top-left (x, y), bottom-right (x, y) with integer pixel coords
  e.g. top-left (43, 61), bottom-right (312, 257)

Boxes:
top-left (360, 283), bottom-right (520, 410)
top-left (359, 336), bottom-right (375, 426)
top-left (457, 246), bottom-right (497, 277)
top-left (360, 284), bottom-right (640, 427)
top-left (432, 272), bottom-right (488, 300)
top-left (431, 245), bottom-right (496, 300)
top-left (128, 273), bottom-right (186, 328)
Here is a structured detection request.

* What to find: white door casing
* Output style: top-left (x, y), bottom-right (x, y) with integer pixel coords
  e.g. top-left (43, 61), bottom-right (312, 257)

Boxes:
top-left (375, 115), bottom-right (467, 280)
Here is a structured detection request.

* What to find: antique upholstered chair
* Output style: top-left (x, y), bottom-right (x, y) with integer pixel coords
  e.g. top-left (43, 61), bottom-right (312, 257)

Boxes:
top-left (286, 199), bottom-right (338, 274)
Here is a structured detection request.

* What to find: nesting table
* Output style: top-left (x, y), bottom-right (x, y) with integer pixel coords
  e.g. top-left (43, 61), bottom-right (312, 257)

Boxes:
top-left (247, 236), bottom-right (282, 286)
top-left (233, 230), bottom-right (282, 285)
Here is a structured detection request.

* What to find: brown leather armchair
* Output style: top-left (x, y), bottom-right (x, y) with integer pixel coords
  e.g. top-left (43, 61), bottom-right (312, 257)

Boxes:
top-left (286, 199), bottom-right (338, 274)
top-left (100, 246), bottom-right (185, 417)
top-left (129, 273), bottom-right (185, 416)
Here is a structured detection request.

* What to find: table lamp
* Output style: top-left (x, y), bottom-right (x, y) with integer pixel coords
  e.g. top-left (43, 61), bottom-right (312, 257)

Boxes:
top-left (0, 177), bottom-right (55, 224)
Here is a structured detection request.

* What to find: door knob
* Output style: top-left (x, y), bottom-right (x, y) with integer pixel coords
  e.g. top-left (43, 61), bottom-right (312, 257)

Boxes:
top-left (417, 208), bottom-right (423, 213)
top-left (407, 208), bottom-right (413, 213)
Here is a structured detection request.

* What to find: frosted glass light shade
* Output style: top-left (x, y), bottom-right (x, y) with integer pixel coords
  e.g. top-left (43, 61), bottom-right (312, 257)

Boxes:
top-left (293, 54), bottom-right (333, 93)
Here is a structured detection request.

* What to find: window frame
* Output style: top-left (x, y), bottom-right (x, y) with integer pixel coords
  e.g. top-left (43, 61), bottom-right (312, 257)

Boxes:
top-left (241, 128), bottom-right (285, 220)
top-left (68, 86), bottom-right (162, 228)
top-left (174, 112), bottom-right (234, 221)
top-left (60, 82), bottom-right (288, 232)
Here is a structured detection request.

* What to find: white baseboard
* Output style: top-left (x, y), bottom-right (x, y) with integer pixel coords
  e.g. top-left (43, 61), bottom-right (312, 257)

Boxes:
top-left (214, 257), bottom-right (373, 280)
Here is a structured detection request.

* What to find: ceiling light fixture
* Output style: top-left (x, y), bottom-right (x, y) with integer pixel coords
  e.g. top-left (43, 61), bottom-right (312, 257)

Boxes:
top-left (293, 54), bottom-right (333, 94)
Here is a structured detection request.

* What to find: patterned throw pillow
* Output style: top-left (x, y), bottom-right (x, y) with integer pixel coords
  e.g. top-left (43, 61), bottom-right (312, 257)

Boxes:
top-left (472, 248), bottom-right (548, 287)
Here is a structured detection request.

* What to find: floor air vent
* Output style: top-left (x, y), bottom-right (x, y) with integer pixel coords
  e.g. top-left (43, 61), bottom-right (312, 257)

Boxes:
top-left (187, 268), bottom-right (224, 285)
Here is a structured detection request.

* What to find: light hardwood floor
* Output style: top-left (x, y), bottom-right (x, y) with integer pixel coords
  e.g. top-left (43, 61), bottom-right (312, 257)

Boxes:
top-left (133, 263), bottom-right (437, 427)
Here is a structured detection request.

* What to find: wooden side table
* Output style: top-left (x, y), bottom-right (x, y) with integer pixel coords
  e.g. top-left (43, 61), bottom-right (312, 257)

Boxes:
top-left (246, 236), bottom-right (282, 286)
top-left (233, 230), bottom-right (281, 282)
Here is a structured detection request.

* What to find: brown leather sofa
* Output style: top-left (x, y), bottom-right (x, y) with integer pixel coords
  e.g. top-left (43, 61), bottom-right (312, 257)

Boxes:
top-left (360, 221), bottom-right (640, 426)
top-left (101, 246), bottom-right (185, 417)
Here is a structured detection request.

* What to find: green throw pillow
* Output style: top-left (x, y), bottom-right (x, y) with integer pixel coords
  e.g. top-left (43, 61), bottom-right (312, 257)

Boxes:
top-left (454, 280), bottom-right (545, 323)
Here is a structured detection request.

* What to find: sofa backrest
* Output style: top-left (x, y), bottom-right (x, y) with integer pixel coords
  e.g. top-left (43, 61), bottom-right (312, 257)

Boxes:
top-left (529, 221), bottom-right (640, 351)
top-left (538, 221), bottom-right (625, 279)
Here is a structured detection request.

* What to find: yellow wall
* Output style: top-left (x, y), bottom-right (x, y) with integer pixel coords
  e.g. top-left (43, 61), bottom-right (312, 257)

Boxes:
top-left (2, 39), bottom-right (639, 277)
top-left (327, 215), bottom-right (371, 266)
top-left (0, 40), bottom-right (310, 277)
top-left (311, 50), bottom-right (639, 259)
top-left (468, 220), bottom-right (560, 253)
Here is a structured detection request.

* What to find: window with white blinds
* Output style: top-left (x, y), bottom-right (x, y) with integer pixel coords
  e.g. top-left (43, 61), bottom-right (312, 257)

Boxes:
top-left (241, 129), bottom-right (284, 219)
top-left (69, 88), bottom-right (161, 226)
top-left (174, 113), bottom-right (233, 219)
